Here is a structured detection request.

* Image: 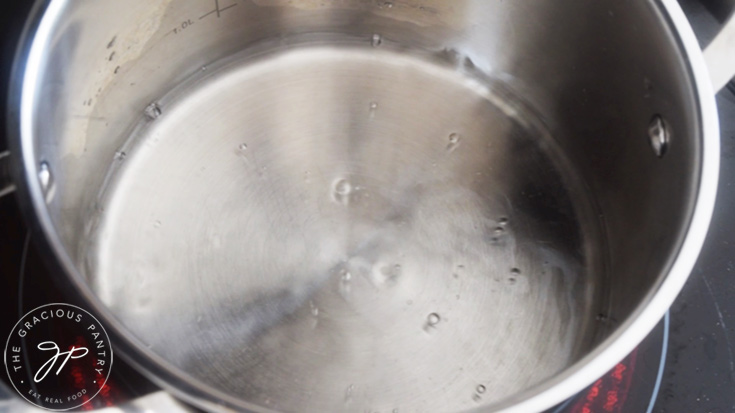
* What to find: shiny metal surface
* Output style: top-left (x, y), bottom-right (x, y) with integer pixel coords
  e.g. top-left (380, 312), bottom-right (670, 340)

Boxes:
top-left (89, 46), bottom-right (601, 412)
top-left (6, 0), bottom-right (727, 412)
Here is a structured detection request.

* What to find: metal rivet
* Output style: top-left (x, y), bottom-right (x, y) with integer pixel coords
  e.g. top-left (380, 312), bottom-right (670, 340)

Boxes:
top-left (38, 161), bottom-right (52, 191)
top-left (648, 115), bottom-right (669, 158)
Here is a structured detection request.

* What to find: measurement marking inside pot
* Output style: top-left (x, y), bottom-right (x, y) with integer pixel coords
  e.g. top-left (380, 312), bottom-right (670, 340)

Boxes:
top-left (171, 19), bottom-right (194, 35)
top-left (200, 0), bottom-right (237, 20)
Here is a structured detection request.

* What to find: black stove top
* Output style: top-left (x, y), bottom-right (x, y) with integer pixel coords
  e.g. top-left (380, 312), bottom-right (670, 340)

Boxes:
top-left (1, 1), bottom-right (734, 412)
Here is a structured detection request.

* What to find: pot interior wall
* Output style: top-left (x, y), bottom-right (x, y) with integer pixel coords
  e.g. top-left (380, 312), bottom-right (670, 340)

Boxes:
top-left (22, 0), bottom-right (700, 410)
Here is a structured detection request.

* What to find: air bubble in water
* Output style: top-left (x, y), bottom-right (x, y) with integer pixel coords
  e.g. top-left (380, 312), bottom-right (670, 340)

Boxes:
top-left (369, 101), bottom-right (378, 118)
top-left (371, 34), bottom-right (382, 47)
top-left (427, 313), bottom-right (440, 326)
top-left (335, 179), bottom-right (352, 195)
top-left (447, 133), bottom-right (461, 152)
top-left (476, 384), bottom-right (486, 394)
top-left (339, 268), bottom-right (352, 296)
top-left (144, 103), bottom-right (162, 120)
top-left (333, 178), bottom-right (353, 205)
top-left (38, 162), bottom-right (52, 192)
top-left (239, 143), bottom-right (248, 151)
top-left (309, 301), bottom-right (319, 328)
top-left (648, 115), bottom-right (669, 158)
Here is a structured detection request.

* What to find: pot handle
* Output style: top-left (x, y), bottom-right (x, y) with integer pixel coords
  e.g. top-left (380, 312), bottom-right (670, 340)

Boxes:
top-left (704, 13), bottom-right (735, 91)
top-left (0, 150), bottom-right (16, 198)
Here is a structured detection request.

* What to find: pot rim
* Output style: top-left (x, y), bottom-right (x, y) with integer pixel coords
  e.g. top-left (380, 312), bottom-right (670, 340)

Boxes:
top-left (7, 0), bottom-right (720, 411)
top-left (491, 1), bottom-right (720, 410)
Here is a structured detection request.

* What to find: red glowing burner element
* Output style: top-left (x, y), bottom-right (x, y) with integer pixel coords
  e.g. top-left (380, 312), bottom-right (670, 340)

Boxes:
top-left (66, 336), bottom-right (118, 409)
top-left (571, 349), bottom-right (638, 413)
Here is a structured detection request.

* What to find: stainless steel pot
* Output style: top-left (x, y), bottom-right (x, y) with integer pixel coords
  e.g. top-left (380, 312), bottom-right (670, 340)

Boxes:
top-left (3, 1), bottom-right (734, 412)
